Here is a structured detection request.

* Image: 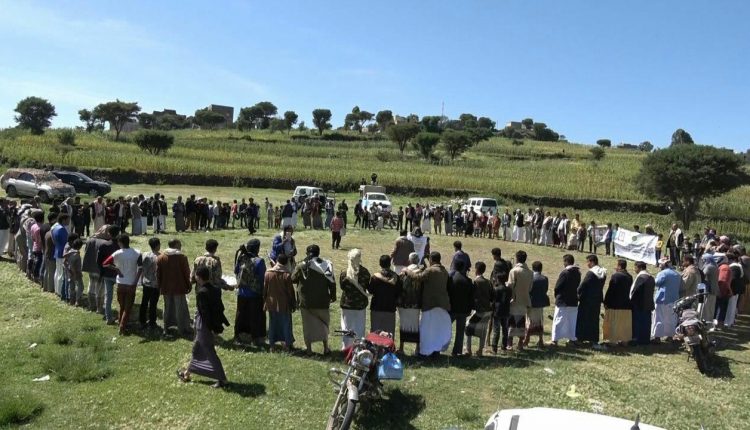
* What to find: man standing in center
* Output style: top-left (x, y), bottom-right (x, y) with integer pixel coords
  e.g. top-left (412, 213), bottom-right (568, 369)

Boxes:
top-left (390, 230), bottom-right (415, 274)
top-left (448, 259), bottom-right (473, 356)
top-left (157, 239), bottom-right (193, 337)
top-left (551, 254), bottom-right (581, 346)
top-left (292, 244), bottom-right (336, 355)
top-left (506, 250), bottom-right (533, 350)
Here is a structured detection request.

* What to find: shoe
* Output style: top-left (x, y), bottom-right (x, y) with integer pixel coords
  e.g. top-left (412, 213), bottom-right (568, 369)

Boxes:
top-left (176, 369), bottom-right (190, 383)
top-left (211, 381), bottom-right (225, 389)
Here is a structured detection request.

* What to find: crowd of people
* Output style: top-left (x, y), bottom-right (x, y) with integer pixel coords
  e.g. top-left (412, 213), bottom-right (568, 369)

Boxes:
top-left (1, 192), bottom-right (748, 389)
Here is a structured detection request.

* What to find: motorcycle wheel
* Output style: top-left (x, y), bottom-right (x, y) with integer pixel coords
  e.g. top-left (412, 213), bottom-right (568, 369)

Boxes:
top-left (691, 344), bottom-right (709, 374)
top-left (326, 393), bottom-right (356, 430)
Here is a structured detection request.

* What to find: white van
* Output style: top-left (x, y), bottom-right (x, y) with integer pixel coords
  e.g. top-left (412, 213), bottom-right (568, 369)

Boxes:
top-left (462, 197), bottom-right (499, 215)
top-left (293, 186), bottom-right (326, 202)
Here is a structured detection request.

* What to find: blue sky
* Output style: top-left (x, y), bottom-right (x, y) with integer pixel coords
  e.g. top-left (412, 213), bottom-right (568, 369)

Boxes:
top-left (1, 0), bottom-right (748, 150)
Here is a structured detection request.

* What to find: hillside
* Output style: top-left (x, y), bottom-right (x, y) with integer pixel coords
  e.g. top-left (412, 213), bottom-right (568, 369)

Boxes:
top-left (1, 128), bottom-right (748, 236)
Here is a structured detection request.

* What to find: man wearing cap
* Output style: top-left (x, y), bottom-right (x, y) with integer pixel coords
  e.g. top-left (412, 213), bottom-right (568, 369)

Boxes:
top-left (291, 244), bottom-right (336, 354)
top-left (651, 257), bottom-right (684, 342)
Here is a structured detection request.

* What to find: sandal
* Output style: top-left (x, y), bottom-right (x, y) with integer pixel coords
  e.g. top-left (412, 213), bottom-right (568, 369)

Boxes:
top-left (176, 369), bottom-right (190, 383)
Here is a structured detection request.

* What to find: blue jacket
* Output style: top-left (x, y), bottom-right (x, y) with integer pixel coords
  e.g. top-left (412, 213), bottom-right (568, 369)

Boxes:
top-left (654, 268), bottom-right (682, 304)
top-left (234, 256), bottom-right (266, 298)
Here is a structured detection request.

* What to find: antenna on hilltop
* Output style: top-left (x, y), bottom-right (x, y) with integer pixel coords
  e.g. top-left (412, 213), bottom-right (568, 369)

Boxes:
top-left (441, 101), bottom-right (445, 119)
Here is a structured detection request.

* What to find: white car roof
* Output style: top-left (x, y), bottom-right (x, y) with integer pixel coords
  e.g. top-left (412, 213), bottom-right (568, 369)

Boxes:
top-left (485, 408), bottom-right (665, 430)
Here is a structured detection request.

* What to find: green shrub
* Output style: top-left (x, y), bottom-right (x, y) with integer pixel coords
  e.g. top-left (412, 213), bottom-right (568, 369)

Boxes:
top-left (49, 328), bottom-right (74, 345)
top-left (40, 347), bottom-right (112, 382)
top-left (57, 128), bottom-right (76, 146)
top-left (134, 130), bottom-right (174, 155)
top-left (0, 390), bottom-right (44, 426)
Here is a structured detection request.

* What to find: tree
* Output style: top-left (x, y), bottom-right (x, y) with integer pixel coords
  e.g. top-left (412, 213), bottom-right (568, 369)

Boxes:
top-left (458, 113), bottom-right (478, 128)
top-left (14, 96), bottom-right (56, 135)
top-left (477, 116), bottom-right (496, 131)
top-left (56, 128), bottom-right (77, 163)
top-left (312, 109), bottom-right (332, 135)
top-left (283, 111), bottom-right (298, 133)
top-left (297, 121), bottom-right (308, 132)
top-left (194, 108), bottom-right (225, 130)
top-left (344, 106), bottom-right (373, 133)
top-left (386, 122), bottom-right (421, 154)
top-left (269, 118), bottom-right (286, 133)
top-left (596, 139), bottom-right (612, 148)
top-left (533, 123), bottom-right (559, 142)
top-left (639, 141), bottom-right (653, 152)
top-left (671, 128), bottom-right (694, 146)
top-left (521, 118), bottom-right (534, 129)
top-left (138, 112), bottom-right (156, 129)
top-left (134, 130), bottom-right (174, 156)
top-left (93, 100), bottom-right (141, 141)
top-left (638, 145), bottom-right (749, 229)
top-left (590, 147), bottom-right (606, 161)
top-left (78, 108), bottom-right (104, 133)
top-left (420, 116), bottom-right (443, 133)
top-left (375, 110), bottom-right (394, 131)
top-left (413, 132), bottom-right (440, 160)
top-left (156, 114), bottom-right (187, 130)
top-left (441, 129), bottom-right (474, 160)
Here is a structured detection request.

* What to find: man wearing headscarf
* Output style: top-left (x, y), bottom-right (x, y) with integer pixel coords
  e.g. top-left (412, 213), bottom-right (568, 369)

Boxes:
top-left (264, 253), bottom-right (296, 351)
top-left (407, 227), bottom-right (428, 263)
top-left (408, 251), bottom-right (451, 357)
top-left (338, 248), bottom-right (371, 349)
top-left (651, 257), bottom-right (683, 341)
top-left (699, 254), bottom-right (719, 324)
top-left (81, 224), bottom-right (114, 313)
top-left (398, 252), bottom-right (423, 352)
top-left (368, 255), bottom-right (403, 335)
top-left (630, 261), bottom-right (655, 345)
top-left (292, 244), bottom-right (336, 354)
top-left (233, 239), bottom-right (267, 346)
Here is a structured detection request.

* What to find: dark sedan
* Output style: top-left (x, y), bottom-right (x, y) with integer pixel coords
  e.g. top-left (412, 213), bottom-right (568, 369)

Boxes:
top-left (52, 171), bottom-right (111, 197)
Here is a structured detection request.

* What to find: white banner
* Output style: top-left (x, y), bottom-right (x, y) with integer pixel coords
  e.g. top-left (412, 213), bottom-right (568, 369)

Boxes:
top-left (592, 226), bottom-right (609, 245)
top-left (614, 227), bottom-right (658, 266)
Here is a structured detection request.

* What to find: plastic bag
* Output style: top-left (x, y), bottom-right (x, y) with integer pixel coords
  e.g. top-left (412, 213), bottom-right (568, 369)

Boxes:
top-left (377, 352), bottom-right (403, 380)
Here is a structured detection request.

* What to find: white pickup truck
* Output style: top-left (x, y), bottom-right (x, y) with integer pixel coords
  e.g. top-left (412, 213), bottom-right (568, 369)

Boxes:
top-left (359, 185), bottom-right (392, 211)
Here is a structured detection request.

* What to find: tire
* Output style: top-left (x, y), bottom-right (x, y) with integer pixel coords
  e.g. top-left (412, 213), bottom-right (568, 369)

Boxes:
top-left (326, 394), bottom-right (357, 430)
top-left (691, 344), bottom-right (709, 374)
top-left (6, 185), bottom-right (17, 197)
top-left (38, 191), bottom-right (50, 203)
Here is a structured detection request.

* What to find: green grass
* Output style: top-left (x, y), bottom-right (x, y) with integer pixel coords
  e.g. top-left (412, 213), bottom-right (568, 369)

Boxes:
top-left (0, 389), bottom-right (44, 427)
top-left (1, 216), bottom-right (749, 429)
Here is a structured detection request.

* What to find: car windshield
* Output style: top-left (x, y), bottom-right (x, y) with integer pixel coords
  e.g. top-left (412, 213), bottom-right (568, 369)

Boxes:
top-left (368, 193), bottom-right (387, 200)
top-left (35, 172), bottom-right (60, 182)
top-left (75, 172), bottom-right (93, 181)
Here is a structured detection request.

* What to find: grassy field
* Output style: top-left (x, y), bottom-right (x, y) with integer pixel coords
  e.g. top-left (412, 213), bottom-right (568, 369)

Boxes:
top-left (1, 209), bottom-right (749, 429)
top-left (0, 128), bottom-right (748, 228)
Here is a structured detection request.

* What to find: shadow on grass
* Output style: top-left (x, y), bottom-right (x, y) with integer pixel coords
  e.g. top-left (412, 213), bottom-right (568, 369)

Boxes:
top-left (194, 380), bottom-right (267, 398)
top-left (355, 388), bottom-right (425, 430)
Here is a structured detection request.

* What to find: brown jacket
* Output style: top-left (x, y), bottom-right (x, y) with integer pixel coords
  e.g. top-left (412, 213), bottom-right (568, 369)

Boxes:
top-left (411, 263), bottom-right (451, 312)
top-left (157, 249), bottom-right (191, 295)
top-left (390, 237), bottom-right (415, 267)
top-left (507, 262), bottom-right (533, 308)
top-left (264, 265), bottom-right (296, 313)
top-left (681, 264), bottom-right (701, 297)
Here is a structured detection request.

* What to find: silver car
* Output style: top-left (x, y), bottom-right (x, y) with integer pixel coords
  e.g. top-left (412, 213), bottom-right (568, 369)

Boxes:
top-left (1, 168), bottom-right (77, 202)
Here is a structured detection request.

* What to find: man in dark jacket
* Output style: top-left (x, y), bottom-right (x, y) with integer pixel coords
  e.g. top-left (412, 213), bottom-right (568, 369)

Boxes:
top-left (448, 260), bottom-right (473, 356)
top-left (551, 254), bottom-right (581, 345)
top-left (96, 226), bottom-right (121, 325)
top-left (367, 255), bottom-right (403, 335)
top-left (390, 230), bottom-right (415, 273)
top-left (576, 255), bottom-right (607, 345)
top-left (525, 261), bottom-right (550, 347)
top-left (449, 241), bottom-right (471, 276)
top-left (489, 247), bottom-right (512, 352)
top-left (630, 261), bottom-right (655, 345)
top-left (603, 259), bottom-right (633, 345)
top-left (291, 244), bottom-right (336, 354)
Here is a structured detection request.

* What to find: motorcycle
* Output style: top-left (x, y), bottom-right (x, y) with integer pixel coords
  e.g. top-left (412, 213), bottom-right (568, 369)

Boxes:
top-left (326, 330), bottom-right (403, 430)
top-left (672, 289), bottom-right (715, 374)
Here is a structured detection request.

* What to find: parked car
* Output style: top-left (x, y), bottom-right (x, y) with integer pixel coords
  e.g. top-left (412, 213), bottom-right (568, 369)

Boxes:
top-left (293, 185), bottom-right (327, 203)
top-left (359, 185), bottom-right (392, 211)
top-left (52, 171), bottom-right (111, 197)
top-left (1, 168), bottom-right (77, 202)
top-left (462, 197), bottom-right (499, 215)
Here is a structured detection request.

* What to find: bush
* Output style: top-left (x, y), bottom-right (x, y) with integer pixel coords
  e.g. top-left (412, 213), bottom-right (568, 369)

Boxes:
top-left (511, 139), bottom-right (524, 146)
top-left (375, 150), bottom-right (399, 163)
top-left (57, 128), bottom-right (76, 146)
top-left (49, 328), bottom-right (74, 345)
top-left (590, 146), bottom-right (606, 161)
top-left (0, 390), bottom-right (44, 426)
top-left (134, 130), bottom-right (174, 155)
top-left (40, 347), bottom-right (112, 382)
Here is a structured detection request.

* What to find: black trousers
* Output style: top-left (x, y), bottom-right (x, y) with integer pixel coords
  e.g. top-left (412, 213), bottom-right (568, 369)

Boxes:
top-left (715, 296), bottom-right (730, 323)
top-left (491, 315), bottom-right (509, 350)
top-left (451, 313), bottom-right (468, 355)
top-left (332, 231), bottom-right (341, 249)
top-left (139, 287), bottom-right (160, 327)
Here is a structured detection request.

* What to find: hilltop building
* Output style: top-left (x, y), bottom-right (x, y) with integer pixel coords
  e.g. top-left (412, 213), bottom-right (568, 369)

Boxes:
top-left (206, 104), bottom-right (234, 128)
